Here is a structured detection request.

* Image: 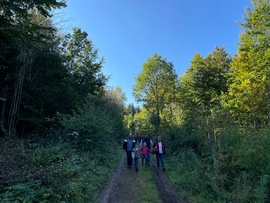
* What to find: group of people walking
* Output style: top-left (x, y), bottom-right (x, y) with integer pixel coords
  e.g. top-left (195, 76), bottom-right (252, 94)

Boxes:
top-left (123, 133), bottom-right (166, 172)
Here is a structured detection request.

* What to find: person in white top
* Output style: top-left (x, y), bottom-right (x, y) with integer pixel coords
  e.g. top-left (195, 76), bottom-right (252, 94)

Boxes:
top-left (153, 136), bottom-right (166, 171)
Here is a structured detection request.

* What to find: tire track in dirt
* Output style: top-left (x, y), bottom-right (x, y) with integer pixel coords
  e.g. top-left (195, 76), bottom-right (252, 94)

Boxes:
top-left (150, 158), bottom-right (191, 203)
top-left (95, 154), bottom-right (140, 203)
top-left (95, 153), bottom-right (192, 203)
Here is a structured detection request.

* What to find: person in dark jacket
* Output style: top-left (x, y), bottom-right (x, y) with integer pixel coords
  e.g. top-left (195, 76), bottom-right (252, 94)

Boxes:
top-left (123, 133), bottom-right (136, 168)
top-left (153, 136), bottom-right (166, 171)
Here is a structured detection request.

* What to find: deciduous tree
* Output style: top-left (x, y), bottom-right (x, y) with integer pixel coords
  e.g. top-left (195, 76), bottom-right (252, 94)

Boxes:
top-left (133, 53), bottom-right (177, 135)
top-left (178, 47), bottom-right (231, 140)
top-left (223, 0), bottom-right (270, 127)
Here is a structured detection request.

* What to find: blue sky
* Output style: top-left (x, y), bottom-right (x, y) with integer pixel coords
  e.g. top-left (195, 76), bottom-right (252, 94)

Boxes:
top-left (60, 0), bottom-right (252, 105)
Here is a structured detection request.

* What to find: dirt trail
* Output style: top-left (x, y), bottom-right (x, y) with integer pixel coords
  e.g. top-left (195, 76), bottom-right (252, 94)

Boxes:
top-left (151, 158), bottom-right (191, 203)
top-left (95, 155), bottom-right (140, 203)
top-left (95, 154), bottom-right (192, 203)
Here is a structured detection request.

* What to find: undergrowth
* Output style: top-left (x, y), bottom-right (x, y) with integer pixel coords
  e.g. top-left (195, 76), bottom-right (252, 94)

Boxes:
top-left (166, 125), bottom-right (270, 203)
top-left (0, 135), bottom-right (122, 203)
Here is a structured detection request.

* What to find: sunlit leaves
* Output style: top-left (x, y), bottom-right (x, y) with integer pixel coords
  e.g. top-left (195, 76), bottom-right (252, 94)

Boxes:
top-left (223, 0), bottom-right (270, 126)
top-left (178, 47), bottom-right (231, 115)
top-left (133, 53), bottom-right (178, 133)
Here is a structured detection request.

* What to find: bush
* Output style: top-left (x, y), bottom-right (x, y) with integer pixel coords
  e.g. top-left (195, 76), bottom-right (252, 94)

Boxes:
top-left (1, 180), bottom-right (52, 203)
top-left (166, 125), bottom-right (270, 203)
top-left (32, 145), bottom-right (62, 167)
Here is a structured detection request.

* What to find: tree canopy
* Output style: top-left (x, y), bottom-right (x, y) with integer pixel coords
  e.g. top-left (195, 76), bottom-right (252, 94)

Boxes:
top-left (223, 0), bottom-right (270, 127)
top-left (133, 53), bottom-right (178, 135)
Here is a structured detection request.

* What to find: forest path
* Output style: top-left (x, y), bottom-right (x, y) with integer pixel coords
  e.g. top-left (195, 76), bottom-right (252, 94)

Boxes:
top-left (95, 154), bottom-right (192, 203)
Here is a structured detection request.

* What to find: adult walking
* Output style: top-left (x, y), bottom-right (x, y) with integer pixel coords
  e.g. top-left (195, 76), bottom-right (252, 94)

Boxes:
top-left (153, 136), bottom-right (166, 171)
top-left (140, 134), bottom-right (153, 166)
top-left (123, 133), bottom-right (136, 168)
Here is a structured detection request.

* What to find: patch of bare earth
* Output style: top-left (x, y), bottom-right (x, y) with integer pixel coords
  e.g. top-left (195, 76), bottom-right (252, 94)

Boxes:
top-left (95, 154), bottom-right (192, 203)
top-left (151, 158), bottom-right (191, 203)
top-left (95, 154), bottom-right (140, 203)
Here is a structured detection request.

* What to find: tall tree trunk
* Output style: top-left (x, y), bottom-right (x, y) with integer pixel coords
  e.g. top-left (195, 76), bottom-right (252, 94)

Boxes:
top-left (8, 64), bottom-right (25, 137)
top-left (0, 85), bottom-right (8, 137)
top-left (6, 48), bottom-right (33, 137)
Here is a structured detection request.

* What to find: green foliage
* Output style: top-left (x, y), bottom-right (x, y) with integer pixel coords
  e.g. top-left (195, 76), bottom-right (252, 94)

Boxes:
top-left (192, 47), bottom-right (231, 110)
top-left (233, 127), bottom-right (270, 177)
top-left (133, 53), bottom-right (178, 134)
top-left (32, 145), bottom-right (63, 167)
top-left (177, 47), bottom-right (231, 141)
top-left (3, 1), bottom-right (270, 203)
top-left (167, 121), bottom-right (206, 156)
top-left (2, 180), bottom-right (52, 203)
top-left (59, 101), bottom-right (115, 152)
top-left (1, 6), bottom-right (108, 137)
top-left (61, 27), bottom-right (108, 107)
top-left (1, 84), bottom-right (126, 202)
top-left (0, 5), bottom-right (70, 137)
top-left (0, 133), bottom-right (123, 203)
top-left (123, 104), bottom-right (145, 134)
top-left (223, 0), bottom-right (270, 127)
top-left (165, 2), bottom-right (270, 201)
top-left (0, 0), bottom-right (66, 45)
top-left (0, 1), bottom-right (126, 203)
top-left (19, 46), bottom-right (72, 134)
top-left (166, 124), bottom-right (270, 203)
top-left (167, 149), bottom-right (207, 202)
top-left (133, 107), bottom-right (155, 134)
top-left (102, 87), bottom-right (129, 139)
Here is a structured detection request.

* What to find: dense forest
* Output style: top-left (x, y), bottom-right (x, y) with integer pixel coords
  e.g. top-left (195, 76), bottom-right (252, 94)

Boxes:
top-left (1, 0), bottom-right (270, 202)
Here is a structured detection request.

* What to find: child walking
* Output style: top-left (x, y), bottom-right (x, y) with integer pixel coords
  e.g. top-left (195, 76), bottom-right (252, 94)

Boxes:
top-left (140, 142), bottom-right (151, 167)
top-left (133, 143), bottom-right (140, 172)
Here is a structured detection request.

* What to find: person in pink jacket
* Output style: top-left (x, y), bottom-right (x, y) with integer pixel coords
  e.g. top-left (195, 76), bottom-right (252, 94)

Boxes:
top-left (140, 142), bottom-right (151, 167)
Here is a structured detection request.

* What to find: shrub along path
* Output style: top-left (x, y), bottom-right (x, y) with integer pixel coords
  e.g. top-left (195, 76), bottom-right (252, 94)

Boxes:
top-left (95, 153), bottom-right (192, 203)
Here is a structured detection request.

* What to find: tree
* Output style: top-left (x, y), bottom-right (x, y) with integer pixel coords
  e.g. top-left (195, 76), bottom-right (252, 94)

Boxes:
top-left (61, 28), bottom-right (108, 107)
top-left (223, 0), bottom-right (270, 127)
top-left (19, 43), bottom-right (71, 136)
top-left (0, 2), bottom-right (66, 137)
top-left (194, 47), bottom-right (231, 110)
top-left (178, 47), bottom-right (231, 140)
top-left (177, 53), bottom-right (205, 119)
top-left (0, 1), bottom-right (66, 46)
top-left (133, 107), bottom-right (154, 134)
top-left (133, 53), bottom-right (178, 135)
top-left (125, 104), bottom-right (137, 116)
top-left (103, 86), bottom-right (126, 118)
top-left (102, 86), bottom-right (127, 139)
